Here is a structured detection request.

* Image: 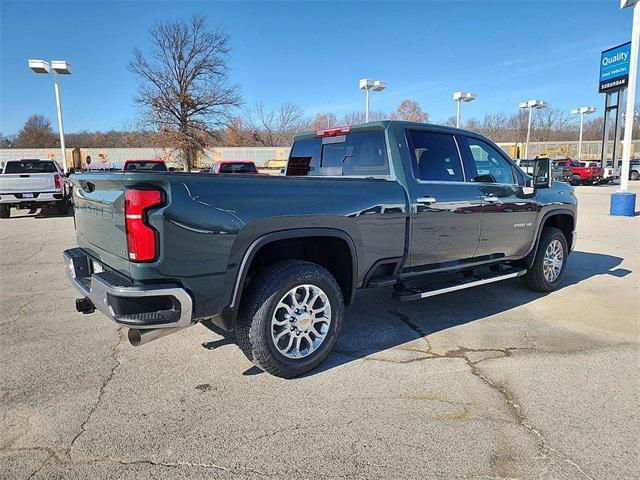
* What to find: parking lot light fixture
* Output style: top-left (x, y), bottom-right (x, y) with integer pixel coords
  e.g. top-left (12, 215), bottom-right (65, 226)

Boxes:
top-left (453, 91), bottom-right (476, 128)
top-left (359, 79), bottom-right (386, 123)
top-left (28, 59), bottom-right (72, 174)
top-left (519, 99), bottom-right (546, 159)
top-left (571, 106), bottom-right (596, 160)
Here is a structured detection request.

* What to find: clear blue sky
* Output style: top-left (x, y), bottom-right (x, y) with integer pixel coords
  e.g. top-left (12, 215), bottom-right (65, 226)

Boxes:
top-left (0, 0), bottom-right (633, 135)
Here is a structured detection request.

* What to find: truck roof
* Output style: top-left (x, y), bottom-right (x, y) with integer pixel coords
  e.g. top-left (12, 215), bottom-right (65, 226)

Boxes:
top-left (293, 120), bottom-right (481, 141)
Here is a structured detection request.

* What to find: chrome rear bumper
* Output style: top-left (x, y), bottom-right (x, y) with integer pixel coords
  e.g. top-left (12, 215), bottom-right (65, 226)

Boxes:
top-left (63, 248), bottom-right (193, 329)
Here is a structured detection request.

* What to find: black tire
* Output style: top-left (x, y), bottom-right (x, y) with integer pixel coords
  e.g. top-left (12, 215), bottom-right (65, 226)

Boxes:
top-left (631, 171), bottom-right (640, 181)
top-left (0, 205), bottom-right (9, 218)
top-left (56, 201), bottom-right (69, 215)
top-left (570, 175), bottom-right (582, 186)
top-left (236, 259), bottom-right (344, 378)
top-left (521, 227), bottom-right (568, 293)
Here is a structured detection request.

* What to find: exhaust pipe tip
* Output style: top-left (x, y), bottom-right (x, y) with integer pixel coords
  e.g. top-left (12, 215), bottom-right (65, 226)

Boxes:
top-left (127, 325), bottom-right (192, 347)
top-left (127, 328), bottom-right (143, 347)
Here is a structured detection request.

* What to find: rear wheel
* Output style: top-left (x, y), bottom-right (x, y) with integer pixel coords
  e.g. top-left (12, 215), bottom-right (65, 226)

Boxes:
top-left (0, 205), bottom-right (10, 218)
top-left (631, 171), bottom-right (640, 181)
top-left (236, 260), bottom-right (344, 378)
top-left (521, 227), bottom-right (568, 292)
top-left (570, 175), bottom-right (582, 186)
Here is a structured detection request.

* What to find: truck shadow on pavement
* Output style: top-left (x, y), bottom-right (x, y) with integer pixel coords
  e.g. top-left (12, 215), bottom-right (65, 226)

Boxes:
top-left (201, 250), bottom-right (630, 377)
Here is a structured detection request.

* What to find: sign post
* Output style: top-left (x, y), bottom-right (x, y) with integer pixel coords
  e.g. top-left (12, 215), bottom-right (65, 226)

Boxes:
top-left (611, 0), bottom-right (639, 215)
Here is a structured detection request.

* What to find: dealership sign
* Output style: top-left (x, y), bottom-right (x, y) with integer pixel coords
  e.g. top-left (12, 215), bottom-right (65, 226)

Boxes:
top-left (599, 42), bottom-right (631, 93)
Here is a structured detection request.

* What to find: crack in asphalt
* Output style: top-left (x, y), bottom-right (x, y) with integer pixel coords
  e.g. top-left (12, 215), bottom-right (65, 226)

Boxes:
top-left (382, 307), bottom-right (596, 480)
top-left (66, 327), bottom-right (125, 459)
top-left (467, 358), bottom-right (595, 480)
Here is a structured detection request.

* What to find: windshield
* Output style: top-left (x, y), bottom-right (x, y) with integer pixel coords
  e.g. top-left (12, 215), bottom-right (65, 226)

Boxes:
top-left (4, 160), bottom-right (57, 174)
top-left (124, 161), bottom-right (167, 171)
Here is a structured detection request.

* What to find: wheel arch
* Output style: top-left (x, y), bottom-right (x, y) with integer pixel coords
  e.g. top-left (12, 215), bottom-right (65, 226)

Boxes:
top-left (225, 228), bottom-right (358, 327)
top-left (523, 209), bottom-right (575, 269)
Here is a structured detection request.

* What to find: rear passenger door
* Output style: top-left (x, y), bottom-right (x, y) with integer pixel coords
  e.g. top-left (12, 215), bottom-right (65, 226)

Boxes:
top-left (459, 135), bottom-right (538, 259)
top-left (405, 130), bottom-right (484, 271)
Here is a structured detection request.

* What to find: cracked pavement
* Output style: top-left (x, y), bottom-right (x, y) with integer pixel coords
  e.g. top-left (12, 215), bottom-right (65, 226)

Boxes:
top-left (1, 185), bottom-right (639, 479)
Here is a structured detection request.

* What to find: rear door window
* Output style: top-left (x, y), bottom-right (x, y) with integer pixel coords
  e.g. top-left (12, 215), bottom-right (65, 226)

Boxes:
top-left (287, 131), bottom-right (389, 177)
top-left (406, 130), bottom-right (465, 182)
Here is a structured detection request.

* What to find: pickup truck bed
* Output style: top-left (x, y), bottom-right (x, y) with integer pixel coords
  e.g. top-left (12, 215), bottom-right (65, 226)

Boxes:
top-left (64, 121), bottom-right (577, 377)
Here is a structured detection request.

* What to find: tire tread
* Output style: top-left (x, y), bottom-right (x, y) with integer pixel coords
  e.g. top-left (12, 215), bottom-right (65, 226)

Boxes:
top-left (236, 259), bottom-right (343, 378)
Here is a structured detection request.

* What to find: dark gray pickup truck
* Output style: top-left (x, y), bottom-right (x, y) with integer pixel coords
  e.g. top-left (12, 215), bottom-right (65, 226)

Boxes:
top-left (64, 121), bottom-right (577, 377)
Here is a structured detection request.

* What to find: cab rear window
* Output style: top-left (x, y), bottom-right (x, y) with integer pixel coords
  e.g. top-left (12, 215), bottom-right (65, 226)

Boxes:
top-left (219, 162), bottom-right (257, 173)
top-left (287, 131), bottom-right (389, 177)
top-left (124, 161), bottom-right (167, 171)
top-left (4, 160), bottom-right (57, 174)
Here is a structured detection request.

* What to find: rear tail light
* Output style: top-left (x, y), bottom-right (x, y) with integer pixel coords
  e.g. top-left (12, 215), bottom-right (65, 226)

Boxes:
top-left (125, 189), bottom-right (163, 262)
top-left (54, 174), bottom-right (62, 190)
top-left (314, 125), bottom-right (351, 137)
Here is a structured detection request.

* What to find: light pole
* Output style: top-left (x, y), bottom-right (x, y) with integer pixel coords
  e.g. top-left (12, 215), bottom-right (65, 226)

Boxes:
top-left (28, 59), bottom-right (72, 174)
top-left (453, 92), bottom-right (476, 128)
top-left (519, 99), bottom-right (546, 158)
top-left (571, 106), bottom-right (596, 159)
top-left (359, 79), bottom-right (386, 123)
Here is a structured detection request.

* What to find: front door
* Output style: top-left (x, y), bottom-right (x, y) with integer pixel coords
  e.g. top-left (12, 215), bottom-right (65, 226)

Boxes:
top-left (458, 135), bottom-right (538, 259)
top-left (405, 129), bottom-right (483, 271)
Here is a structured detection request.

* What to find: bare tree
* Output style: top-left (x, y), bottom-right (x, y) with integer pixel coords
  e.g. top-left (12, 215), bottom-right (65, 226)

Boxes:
top-left (533, 107), bottom-right (574, 142)
top-left (390, 99), bottom-right (428, 123)
top-left (129, 13), bottom-right (240, 170)
top-left (582, 117), bottom-right (603, 141)
top-left (307, 112), bottom-right (339, 131)
top-left (478, 112), bottom-right (509, 141)
top-left (0, 133), bottom-right (13, 148)
top-left (246, 102), bottom-right (306, 146)
top-left (505, 111), bottom-right (530, 143)
top-left (341, 110), bottom-right (387, 125)
top-left (224, 117), bottom-right (257, 146)
top-left (14, 115), bottom-right (57, 148)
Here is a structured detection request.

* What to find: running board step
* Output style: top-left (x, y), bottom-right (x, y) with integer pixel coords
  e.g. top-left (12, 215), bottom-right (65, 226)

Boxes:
top-left (393, 267), bottom-right (527, 302)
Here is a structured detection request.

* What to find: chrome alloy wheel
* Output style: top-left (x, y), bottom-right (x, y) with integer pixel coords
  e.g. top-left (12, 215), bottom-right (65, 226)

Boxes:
top-left (543, 239), bottom-right (564, 282)
top-left (271, 284), bottom-right (332, 359)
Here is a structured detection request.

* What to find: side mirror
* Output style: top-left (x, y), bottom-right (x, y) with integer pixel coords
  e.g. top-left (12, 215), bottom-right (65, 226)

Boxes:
top-left (533, 157), bottom-right (552, 189)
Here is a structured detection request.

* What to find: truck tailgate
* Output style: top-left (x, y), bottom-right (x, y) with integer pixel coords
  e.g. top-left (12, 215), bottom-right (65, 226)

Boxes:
top-left (71, 175), bottom-right (131, 276)
top-left (0, 173), bottom-right (56, 193)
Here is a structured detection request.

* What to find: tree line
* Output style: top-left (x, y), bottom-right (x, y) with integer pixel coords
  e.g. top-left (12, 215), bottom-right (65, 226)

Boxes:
top-left (2, 13), bottom-right (636, 168)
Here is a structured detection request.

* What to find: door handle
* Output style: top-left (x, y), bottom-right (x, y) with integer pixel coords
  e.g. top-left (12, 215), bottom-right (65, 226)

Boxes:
top-left (416, 196), bottom-right (437, 204)
top-left (483, 196), bottom-right (500, 203)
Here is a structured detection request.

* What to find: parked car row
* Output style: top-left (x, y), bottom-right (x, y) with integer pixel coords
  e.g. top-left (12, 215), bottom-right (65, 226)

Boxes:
top-left (517, 157), bottom-right (640, 186)
top-left (0, 159), bottom-right (263, 218)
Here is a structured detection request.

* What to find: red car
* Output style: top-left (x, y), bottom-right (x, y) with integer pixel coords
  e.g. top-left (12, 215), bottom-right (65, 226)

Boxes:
top-left (553, 159), bottom-right (603, 185)
top-left (122, 160), bottom-right (168, 172)
top-left (209, 161), bottom-right (258, 174)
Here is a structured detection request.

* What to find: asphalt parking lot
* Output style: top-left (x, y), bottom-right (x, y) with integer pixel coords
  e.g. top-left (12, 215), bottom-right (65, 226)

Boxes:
top-left (1, 184), bottom-right (638, 480)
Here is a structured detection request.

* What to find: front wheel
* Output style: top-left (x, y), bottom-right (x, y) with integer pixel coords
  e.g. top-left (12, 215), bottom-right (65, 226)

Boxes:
top-left (521, 227), bottom-right (568, 293)
top-left (0, 205), bottom-right (10, 218)
top-left (570, 175), bottom-right (582, 186)
top-left (631, 171), bottom-right (640, 181)
top-left (236, 260), bottom-right (344, 378)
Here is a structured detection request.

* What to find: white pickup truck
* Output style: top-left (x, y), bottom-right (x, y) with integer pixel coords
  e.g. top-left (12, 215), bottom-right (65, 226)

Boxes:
top-left (0, 159), bottom-right (70, 218)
